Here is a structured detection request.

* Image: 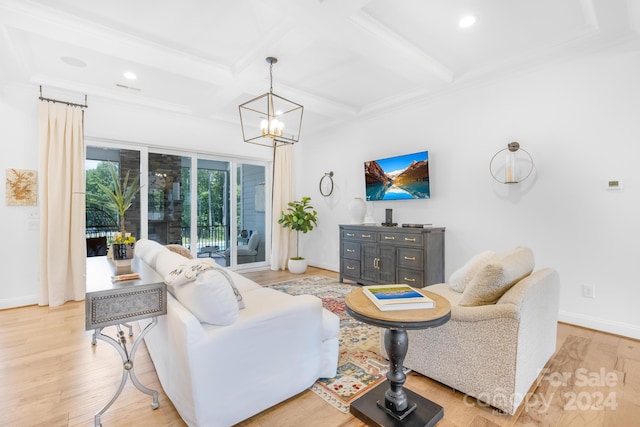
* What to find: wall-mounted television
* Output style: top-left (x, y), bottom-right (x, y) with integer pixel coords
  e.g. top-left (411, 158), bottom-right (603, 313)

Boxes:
top-left (364, 151), bottom-right (430, 201)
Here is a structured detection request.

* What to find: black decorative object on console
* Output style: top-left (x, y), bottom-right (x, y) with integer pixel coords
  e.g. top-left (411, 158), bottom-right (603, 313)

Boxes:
top-left (382, 208), bottom-right (397, 227)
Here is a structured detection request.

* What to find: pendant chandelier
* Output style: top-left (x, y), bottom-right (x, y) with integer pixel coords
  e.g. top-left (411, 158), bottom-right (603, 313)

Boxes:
top-left (239, 57), bottom-right (304, 147)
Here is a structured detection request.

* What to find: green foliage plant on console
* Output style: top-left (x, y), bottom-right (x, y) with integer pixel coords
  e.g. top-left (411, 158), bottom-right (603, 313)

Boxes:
top-left (95, 163), bottom-right (141, 240)
top-left (278, 196), bottom-right (318, 259)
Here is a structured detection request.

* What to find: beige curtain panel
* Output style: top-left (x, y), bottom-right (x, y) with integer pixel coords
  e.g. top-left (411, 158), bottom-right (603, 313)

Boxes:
top-left (270, 144), bottom-right (295, 271)
top-left (38, 100), bottom-right (86, 306)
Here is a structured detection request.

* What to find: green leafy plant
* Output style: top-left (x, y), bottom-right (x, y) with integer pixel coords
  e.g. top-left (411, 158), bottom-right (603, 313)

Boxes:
top-left (96, 163), bottom-right (140, 241)
top-left (278, 196), bottom-right (318, 259)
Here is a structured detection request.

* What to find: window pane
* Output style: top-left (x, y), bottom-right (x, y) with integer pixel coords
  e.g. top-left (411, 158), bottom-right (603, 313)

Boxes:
top-left (148, 153), bottom-right (190, 247)
top-left (197, 159), bottom-right (230, 266)
top-left (237, 164), bottom-right (266, 265)
top-left (85, 147), bottom-right (141, 254)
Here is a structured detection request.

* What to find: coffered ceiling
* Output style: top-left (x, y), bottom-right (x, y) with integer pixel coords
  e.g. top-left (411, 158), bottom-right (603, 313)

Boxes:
top-left (1, 0), bottom-right (639, 135)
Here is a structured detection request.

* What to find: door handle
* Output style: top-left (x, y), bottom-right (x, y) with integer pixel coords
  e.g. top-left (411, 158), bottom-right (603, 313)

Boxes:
top-left (404, 277), bottom-right (416, 282)
top-left (403, 256), bottom-right (416, 261)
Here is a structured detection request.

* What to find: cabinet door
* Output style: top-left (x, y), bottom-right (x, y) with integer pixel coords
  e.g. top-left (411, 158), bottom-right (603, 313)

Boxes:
top-left (361, 244), bottom-right (379, 282)
top-left (362, 244), bottom-right (396, 283)
top-left (378, 245), bottom-right (396, 283)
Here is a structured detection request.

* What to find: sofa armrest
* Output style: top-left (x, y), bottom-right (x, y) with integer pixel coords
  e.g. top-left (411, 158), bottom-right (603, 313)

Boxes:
top-left (451, 302), bottom-right (520, 322)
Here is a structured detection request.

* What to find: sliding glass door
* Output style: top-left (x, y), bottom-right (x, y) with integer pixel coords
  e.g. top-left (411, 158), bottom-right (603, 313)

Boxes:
top-left (85, 142), bottom-right (269, 268)
top-left (196, 158), bottom-right (230, 266)
top-left (236, 164), bottom-right (266, 266)
top-left (85, 147), bottom-right (141, 244)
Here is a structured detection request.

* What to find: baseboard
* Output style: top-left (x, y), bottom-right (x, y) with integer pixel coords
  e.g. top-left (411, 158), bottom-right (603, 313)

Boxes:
top-left (559, 310), bottom-right (640, 340)
top-left (307, 260), bottom-right (338, 274)
top-left (0, 295), bottom-right (38, 310)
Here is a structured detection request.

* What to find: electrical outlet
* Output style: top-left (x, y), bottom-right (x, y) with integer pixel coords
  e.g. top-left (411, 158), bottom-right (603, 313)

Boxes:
top-left (582, 284), bottom-right (595, 299)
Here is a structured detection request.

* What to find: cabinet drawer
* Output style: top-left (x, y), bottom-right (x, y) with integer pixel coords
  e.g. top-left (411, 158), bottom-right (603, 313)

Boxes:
top-left (397, 248), bottom-right (422, 269)
top-left (379, 232), bottom-right (423, 247)
top-left (397, 268), bottom-right (424, 288)
top-left (342, 242), bottom-right (361, 260)
top-left (341, 259), bottom-right (361, 277)
top-left (342, 229), bottom-right (376, 242)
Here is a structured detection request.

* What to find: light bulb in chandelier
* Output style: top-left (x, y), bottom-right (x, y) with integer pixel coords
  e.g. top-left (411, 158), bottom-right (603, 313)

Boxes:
top-left (260, 118), bottom-right (285, 137)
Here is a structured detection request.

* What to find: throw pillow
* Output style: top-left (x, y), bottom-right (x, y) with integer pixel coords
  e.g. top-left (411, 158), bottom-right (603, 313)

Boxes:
top-left (448, 250), bottom-right (495, 293)
top-left (164, 258), bottom-right (245, 310)
top-left (172, 269), bottom-right (239, 325)
top-left (165, 244), bottom-right (194, 259)
top-left (458, 247), bottom-right (535, 306)
top-left (165, 258), bottom-right (217, 287)
top-left (210, 265), bottom-right (245, 309)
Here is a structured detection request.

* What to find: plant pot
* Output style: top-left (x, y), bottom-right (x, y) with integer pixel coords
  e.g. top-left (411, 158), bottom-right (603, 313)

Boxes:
top-left (112, 243), bottom-right (135, 260)
top-left (288, 258), bottom-right (308, 274)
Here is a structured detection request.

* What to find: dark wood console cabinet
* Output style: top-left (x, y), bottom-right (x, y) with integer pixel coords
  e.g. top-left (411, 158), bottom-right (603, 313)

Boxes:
top-left (339, 225), bottom-right (445, 288)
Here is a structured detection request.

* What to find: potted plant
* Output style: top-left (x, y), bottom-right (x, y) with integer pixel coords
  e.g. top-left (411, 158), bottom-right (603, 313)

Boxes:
top-left (278, 196), bottom-right (318, 274)
top-left (97, 164), bottom-right (140, 260)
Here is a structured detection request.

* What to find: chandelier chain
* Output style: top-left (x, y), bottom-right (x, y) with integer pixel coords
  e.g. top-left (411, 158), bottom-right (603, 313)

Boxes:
top-left (269, 62), bottom-right (274, 93)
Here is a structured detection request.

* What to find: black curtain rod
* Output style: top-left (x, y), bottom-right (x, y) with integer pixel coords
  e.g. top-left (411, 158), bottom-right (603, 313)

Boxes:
top-left (39, 85), bottom-right (88, 109)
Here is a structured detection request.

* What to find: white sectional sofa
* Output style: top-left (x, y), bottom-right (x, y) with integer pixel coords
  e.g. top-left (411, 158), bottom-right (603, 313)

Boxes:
top-left (134, 239), bottom-right (340, 427)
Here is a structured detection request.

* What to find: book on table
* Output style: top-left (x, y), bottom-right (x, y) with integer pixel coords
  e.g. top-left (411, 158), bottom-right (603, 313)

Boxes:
top-left (363, 284), bottom-right (435, 311)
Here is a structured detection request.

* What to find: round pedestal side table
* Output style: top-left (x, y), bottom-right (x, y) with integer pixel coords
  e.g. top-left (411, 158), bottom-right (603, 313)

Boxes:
top-left (345, 288), bottom-right (451, 427)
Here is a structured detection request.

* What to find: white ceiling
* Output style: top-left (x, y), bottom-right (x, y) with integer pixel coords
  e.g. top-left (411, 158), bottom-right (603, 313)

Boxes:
top-left (1, 0), bottom-right (639, 136)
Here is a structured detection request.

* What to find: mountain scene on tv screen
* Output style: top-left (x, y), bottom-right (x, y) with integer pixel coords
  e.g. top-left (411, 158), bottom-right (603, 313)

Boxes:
top-left (365, 152), bottom-right (430, 201)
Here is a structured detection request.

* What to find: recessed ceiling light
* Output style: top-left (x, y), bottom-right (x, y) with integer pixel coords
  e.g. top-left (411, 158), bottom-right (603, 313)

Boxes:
top-left (459, 15), bottom-right (477, 28)
top-left (60, 56), bottom-right (87, 68)
top-left (123, 71), bottom-right (137, 80)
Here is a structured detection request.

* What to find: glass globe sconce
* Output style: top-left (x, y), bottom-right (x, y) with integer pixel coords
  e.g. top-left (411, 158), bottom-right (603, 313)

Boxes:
top-left (489, 142), bottom-right (534, 184)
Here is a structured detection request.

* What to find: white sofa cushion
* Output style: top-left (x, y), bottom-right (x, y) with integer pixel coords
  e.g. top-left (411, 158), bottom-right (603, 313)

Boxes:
top-left (459, 247), bottom-right (534, 306)
top-left (134, 238), bottom-right (166, 269)
top-left (448, 250), bottom-right (495, 293)
top-left (171, 269), bottom-right (240, 325)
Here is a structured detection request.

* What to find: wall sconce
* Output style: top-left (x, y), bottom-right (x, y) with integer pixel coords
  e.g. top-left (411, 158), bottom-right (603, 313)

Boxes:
top-left (489, 142), bottom-right (534, 184)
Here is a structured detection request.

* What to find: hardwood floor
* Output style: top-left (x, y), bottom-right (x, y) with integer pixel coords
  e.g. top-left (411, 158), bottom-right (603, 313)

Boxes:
top-left (0, 267), bottom-right (637, 426)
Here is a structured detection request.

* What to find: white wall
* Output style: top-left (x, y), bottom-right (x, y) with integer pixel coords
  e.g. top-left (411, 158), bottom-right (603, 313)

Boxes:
top-left (0, 83), bottom-right (271, 309)
top-left (296, 49), bottom-right (640, 339)
top-left (0, 85), bottom-right (40, 308)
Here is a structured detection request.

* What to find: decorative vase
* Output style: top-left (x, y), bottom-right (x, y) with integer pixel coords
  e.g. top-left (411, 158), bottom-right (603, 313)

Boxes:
top-left (112, 243), bottom-right (135, 260)
top-left (288, 258), bottom-right (308, 274)
top-left (363, 202), bottom-right (376, 225)
top-left (348, 197), bottom-right (366, 224)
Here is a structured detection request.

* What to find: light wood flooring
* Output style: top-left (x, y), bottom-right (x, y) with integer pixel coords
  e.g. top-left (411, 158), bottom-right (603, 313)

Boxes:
top-left (0, 267), bottom-right (638, 426)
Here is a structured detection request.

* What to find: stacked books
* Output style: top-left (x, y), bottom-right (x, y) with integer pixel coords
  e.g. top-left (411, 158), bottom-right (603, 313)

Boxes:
top-left (363, 284), bottom-right (435, 311)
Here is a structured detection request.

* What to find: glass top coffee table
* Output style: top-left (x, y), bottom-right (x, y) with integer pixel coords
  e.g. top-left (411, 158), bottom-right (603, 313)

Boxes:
top-left (345, 287), bottom-right (451, 427)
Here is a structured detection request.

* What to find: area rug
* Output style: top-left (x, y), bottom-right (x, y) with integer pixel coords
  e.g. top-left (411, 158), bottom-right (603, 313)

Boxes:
top-left (264, 275), bottom-right (393, 413)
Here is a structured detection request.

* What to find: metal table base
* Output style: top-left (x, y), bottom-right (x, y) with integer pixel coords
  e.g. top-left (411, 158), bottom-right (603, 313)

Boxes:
top-left (92, 318), bottom-right (160, 427)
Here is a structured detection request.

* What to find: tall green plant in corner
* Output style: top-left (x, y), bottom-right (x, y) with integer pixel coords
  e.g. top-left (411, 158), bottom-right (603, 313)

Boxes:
top-left (278, 196), bottom-right (318, 260)
top-left (96, 163), bottom-right (140, 243)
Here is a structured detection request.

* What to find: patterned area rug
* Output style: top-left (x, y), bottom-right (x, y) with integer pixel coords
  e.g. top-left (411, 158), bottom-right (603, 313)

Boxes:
top-left (264, 275), bottom-right (391, 413)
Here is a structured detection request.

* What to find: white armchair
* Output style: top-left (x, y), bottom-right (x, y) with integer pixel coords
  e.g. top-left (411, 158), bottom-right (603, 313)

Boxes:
top-left (381, 248), bottom-right (560, 415)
